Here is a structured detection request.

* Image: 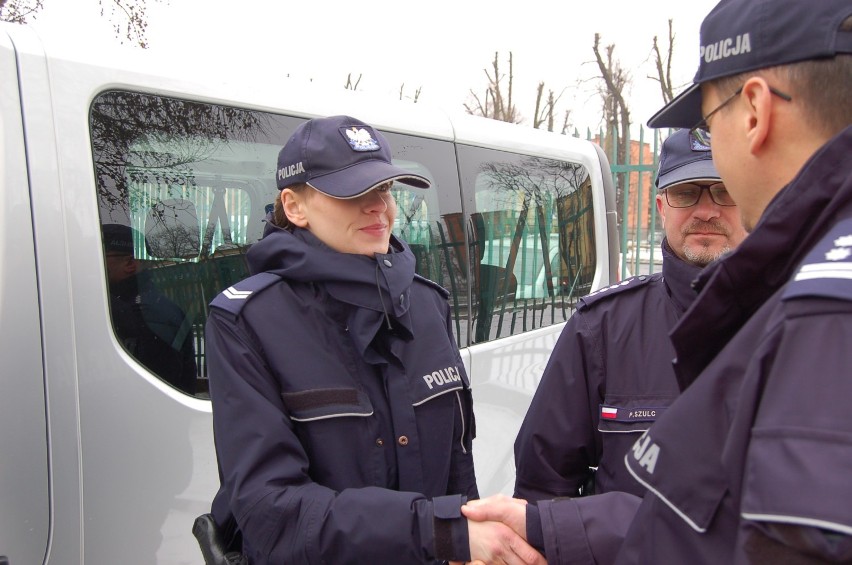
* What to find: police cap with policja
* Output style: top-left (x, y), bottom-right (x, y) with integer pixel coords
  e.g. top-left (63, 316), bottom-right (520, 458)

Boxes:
top-left (102, 223), bottom-right (136, 255)
top-left (647, 0), bottom-right (852, 128)
top-left (276, 115), bottom-right (431, 198)
top-left (655, 128), bottom-right (720, 191)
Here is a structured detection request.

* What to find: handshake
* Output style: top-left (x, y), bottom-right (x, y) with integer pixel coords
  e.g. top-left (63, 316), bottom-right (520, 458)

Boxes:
top-left (451, 494), bottom-right (547, 565)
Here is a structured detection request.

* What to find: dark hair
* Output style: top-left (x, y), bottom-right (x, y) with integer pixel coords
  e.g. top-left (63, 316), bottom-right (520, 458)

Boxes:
top-left (271, 183), bottom-right (312, 230)
top-left (710, 18), bottom-right (852, 137)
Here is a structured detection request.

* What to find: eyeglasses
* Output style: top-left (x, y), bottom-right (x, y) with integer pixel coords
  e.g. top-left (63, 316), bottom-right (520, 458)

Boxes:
top-left (690, 85), bottom-right (793, 147)
top-left (662, 182), bottom-right (735, 208)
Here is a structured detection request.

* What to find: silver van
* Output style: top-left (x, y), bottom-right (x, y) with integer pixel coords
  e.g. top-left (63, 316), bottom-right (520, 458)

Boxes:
top-left (0, 22), bottom-right (618, 564)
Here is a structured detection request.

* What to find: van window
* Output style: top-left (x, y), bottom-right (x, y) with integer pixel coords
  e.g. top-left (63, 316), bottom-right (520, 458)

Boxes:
top-left (457, 145), bottom-right (596, 343)
top-left (90, 91), bottom-right (464, 395)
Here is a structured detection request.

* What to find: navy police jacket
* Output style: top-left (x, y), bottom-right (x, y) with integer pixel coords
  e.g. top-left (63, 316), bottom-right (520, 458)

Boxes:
top-left (535, 126), bottom-right (852, 564)
top-left (514, 240), bottom-right (700, 500)
top-left (206, 226), bottom-right (477, 564)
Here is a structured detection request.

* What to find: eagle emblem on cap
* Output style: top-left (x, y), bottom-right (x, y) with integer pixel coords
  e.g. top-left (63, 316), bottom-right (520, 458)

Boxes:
top-left (345, 127), bottom-right (381, 151)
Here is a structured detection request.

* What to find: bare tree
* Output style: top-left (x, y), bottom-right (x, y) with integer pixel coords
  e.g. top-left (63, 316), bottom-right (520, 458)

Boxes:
top-left (0, 0), bottom-right (42, 23)
top-left (533, 83), bottom-right (567, 132)
top-left (592, 33), bottom-right (631, 220)
top-left (399, 83), bottom-right (422, 103)
top-left (344, 73), bottom-right (362, 91)
top-left (464, 51), bottom-right (521, 124)
top-left (650, 19), bottom-right (676, 105)
top-left (0, 0), bottom-right (158, 48)
top-left (560, 110), bottom-right (573, 135)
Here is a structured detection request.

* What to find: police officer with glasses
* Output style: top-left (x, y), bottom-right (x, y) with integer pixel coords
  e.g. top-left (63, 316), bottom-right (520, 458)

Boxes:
top-left (462, 0), bottom-right (852, 562)
top-left (513, 129), bottom-right (745, 511)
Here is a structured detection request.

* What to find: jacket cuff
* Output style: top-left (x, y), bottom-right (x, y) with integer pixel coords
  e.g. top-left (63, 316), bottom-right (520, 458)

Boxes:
top-left (538, 498), bottom-right (595, 564)
top-left (526, 502), bottom-right (546, 554)
top-left (432, 494), bottom-right (470, 561)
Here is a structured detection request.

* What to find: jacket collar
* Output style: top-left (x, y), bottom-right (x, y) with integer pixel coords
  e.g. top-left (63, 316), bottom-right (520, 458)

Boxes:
top-left (660, 238), bottom-right (703, 314)
top-left (246, 225), bottom-right (418, 357)
top-left (671, 126), bottom-right (852, 390)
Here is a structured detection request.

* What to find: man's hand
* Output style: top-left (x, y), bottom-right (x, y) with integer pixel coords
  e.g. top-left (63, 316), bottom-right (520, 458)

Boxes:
top-left (450, 495), bottom-right (543, 565)
top-left (465, 517), bottom-right (545, 565)
top-left (462, 494), bottom-right (529, 540)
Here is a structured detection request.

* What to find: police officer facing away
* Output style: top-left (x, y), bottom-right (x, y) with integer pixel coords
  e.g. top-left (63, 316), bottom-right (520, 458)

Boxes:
top-left (463, 0), bottom-right (852, 562)
top-left (203, 116), bottom-right (543, 565)
top-left (513, 129), bottom-right (746, 503)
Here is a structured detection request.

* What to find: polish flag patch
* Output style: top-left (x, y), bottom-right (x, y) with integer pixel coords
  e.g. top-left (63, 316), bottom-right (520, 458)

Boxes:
top-left (601, 406), bottom-right (618, 419)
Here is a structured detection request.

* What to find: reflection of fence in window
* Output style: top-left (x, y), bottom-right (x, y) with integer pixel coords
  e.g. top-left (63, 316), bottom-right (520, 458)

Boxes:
top-left (128, 180), bottom-right (253, 259)
top-left (121, 180), bottom-right (256, 386)
top-left (472, 158), bottom-right (594, 342)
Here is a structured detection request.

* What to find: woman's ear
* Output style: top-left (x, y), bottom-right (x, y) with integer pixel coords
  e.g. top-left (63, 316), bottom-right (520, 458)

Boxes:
top-left (281, 189), bottom-right (309, 228)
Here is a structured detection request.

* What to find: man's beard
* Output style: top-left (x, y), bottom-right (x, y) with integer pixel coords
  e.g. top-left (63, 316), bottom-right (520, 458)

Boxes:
top-left (681, 219), bottom-right (731, 267)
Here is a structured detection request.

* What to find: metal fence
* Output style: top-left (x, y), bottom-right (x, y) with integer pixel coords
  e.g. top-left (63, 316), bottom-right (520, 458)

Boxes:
top-left (576, 126), bottom-right (673, 279)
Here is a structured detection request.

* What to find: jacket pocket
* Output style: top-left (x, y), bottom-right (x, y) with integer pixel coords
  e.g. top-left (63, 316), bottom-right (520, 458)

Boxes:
top-left (281, 387), bottom-right (373, 422)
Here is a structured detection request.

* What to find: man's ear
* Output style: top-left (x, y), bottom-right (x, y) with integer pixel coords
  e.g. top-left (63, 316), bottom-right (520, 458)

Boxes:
top-left (281, 189), bottom-right (309, 228)
top-left (655, 193), bottom-right (667, 228)
top-left (741, 77), bottom-right (773, 156)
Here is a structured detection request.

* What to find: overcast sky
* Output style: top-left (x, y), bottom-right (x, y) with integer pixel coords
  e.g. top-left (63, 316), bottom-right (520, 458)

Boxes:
top-left (28, 0), bottom-right (719, 134)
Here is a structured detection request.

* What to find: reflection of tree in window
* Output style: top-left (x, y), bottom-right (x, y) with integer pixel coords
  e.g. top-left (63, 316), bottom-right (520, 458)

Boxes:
top-left (394, 190), bottom-right (428, 243)
top-left (91, 92), bottom-right (277, 395)
top-left (478, 157), bottom-right (589, 263)
top-left (480, 157), bottom-right (588, 207)
top-left (473, 157), bottom-right (595, 341)
top-left (90, 91), bottom-right (273, 216)
top-left (146, 199), bottom-right (201, 259)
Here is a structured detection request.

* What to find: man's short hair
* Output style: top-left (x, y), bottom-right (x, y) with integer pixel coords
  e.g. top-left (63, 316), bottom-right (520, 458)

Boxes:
top-left (710, 52), bottom-right (852, 137)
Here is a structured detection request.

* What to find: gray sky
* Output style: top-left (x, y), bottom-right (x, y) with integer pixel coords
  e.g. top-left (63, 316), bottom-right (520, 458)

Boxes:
top-left (29, 0), bottom-right (718, 134)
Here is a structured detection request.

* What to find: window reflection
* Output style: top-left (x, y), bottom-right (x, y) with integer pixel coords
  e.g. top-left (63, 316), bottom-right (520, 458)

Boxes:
top-left (102, 223), bottom-right (198, 392)
top-left (459, 148), bottom-right (596, 343)
top-left (92, 91), bottom-right (288, 396)
top-left (91, 91), bottom-right (597, 389)
top-left (91, 92), bottom-right (465, 392)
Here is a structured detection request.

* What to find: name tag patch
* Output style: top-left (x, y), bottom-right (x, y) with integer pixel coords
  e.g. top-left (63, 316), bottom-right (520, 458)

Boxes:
top-left (600, 404), bottom-right (665, 423)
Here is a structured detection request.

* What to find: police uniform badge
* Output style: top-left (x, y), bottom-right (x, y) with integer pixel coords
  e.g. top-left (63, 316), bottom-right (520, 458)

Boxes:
top-left (343, 126), bottom-right (380, 152)
top-left (210, 272), bottom-right (282, 317)
top-left (578, 274), bottom-right (656, 310)
top-left (784, 218), bottom-right (852, 302)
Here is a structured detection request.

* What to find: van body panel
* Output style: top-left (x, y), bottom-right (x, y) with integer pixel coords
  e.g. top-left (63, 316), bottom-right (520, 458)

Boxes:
top-left (0, 27), bottom-right (51, 565)
top-left (12, 27), bottom-right (219, 565)
top-left (1, 22), bottom-right (618, 563)
top-left (468, 324), bottom-right (564, 494)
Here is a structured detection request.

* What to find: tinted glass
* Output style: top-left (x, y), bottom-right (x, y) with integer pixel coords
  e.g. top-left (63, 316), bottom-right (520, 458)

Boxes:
top-left (457, 145), bottom-right (596, 343)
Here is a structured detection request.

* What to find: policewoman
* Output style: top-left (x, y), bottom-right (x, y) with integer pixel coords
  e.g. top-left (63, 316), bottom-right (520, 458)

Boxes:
top-left (204, 116), bottom-right (537, 565)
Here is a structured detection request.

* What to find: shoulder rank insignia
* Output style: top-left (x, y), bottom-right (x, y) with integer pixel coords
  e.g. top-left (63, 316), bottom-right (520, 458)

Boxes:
top-left (414, 273), bottom-right (450, 298)
top-left (210, 271), bottom-right (282, 315)
top-left (579, 273), bottom-right (658, 310)
top-left (784, 218), bottom-right (852, 302)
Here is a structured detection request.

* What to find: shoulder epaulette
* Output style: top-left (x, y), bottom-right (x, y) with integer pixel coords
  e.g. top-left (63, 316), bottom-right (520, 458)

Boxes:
top-left (209, 272), bottom-right (282, 316)
top-left (413, 273), bottom-right (450, 298)
top-left (578, 273), bottom-right (659, 310)
top-left (784, 218), bottom-right (852, 302)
